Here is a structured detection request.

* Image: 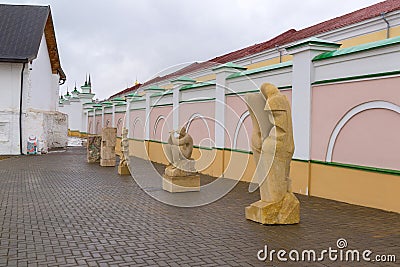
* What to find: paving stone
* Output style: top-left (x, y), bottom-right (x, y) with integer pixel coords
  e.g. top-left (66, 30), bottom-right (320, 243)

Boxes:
top-left (0, 147), bottom-right (398, 266)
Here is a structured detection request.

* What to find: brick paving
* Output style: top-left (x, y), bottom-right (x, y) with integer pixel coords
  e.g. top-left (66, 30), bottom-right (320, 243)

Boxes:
top-left (0, 147), bottom-right (399, 267)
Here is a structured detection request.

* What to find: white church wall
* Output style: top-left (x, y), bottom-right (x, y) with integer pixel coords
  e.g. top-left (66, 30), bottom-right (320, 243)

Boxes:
top-left (29, 34), bottom-right (57, 112)
top-left (0, 62), bottom-right (26, 154)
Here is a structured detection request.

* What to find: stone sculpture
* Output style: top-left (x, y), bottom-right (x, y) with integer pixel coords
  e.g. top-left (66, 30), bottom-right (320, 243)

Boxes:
top-left (100, 127), bottom-right (117, 167)
top-left (118, 128), bottom-right (130, 175)
top-left (87, 135), bottom-right (102, 163)
top-left (245, 83), bottom-right (300, 224)
top-left (163, 126), bottom-right (200, 192)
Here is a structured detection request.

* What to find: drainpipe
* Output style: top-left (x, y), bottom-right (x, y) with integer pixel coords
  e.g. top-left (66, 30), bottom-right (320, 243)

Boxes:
top-left (380, 12), bottom-right (390, 39)
top-left (19, 61), bottom-right (27, 155)
top-left (275, 45), bottom-right (282, 63)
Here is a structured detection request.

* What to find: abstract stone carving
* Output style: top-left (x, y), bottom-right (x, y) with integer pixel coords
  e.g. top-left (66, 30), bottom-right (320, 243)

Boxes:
top-left (245, 83), bottom-right (300, 224)
top-left (163, 126), bottom-right (199, 192)
top-left (100, 127), bottom-right (117, 167)
top-left (118, 128), bottom-right (130, 175)
top-left (87, 135), bottom-right (101, 163)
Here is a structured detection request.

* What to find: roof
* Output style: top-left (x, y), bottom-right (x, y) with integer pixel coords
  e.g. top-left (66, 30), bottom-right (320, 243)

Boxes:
top-left (109, 83), bottom-right (142, 99)
top-left (0, 4), bottom-right (66, 81)
top-left (112, 0), bottom-right (400, 96)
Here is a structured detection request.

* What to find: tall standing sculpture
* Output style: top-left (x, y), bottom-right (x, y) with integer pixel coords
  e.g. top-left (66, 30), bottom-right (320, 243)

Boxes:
top-left (163, 126), bottom-right (200, 192)
top-left (245, 83), bottom-right (300, 224)
top-left (118, 128), bottom-right (130, 175)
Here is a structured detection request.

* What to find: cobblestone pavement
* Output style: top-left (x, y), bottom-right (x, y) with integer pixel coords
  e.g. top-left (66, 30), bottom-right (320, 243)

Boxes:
top-left (0, 147), bottom-right (399, 267)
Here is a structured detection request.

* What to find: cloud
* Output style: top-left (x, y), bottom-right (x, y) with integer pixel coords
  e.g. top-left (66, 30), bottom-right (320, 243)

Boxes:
top-left (3, 0), bottom-right (381, 99)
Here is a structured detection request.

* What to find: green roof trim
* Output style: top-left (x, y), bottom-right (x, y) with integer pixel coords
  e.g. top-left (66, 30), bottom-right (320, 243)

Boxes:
top-left (180, 81), bottom-right (216, 91)
top-left (193, 145), bottom-right (213, 151)
top-left (313, 36), bottom-right (400, 61)
top-left (286, 37), bottom-right (341, 52)
top-left (227, 61), bottom-right (293, 80)
top-left (144, 86), bottom-right (165, 92)
top-left (225, 85), bottom-right (292, 96)
top-left (212, 62), bottom-right (247, 71)
top-left (313, 70), bottom-right (400, 85)
top-left (311, 160), bottom-right (400, 176)
top-left (151, 103), bottom-right (173, 107)
top-left (149, 139), bottom-right (168, 145)
top-left (179, 98), bottom-right (215, 104)
top-left (132, 97), bottom-right (146, 102)
top-left (101, 101), bottom-right (113, 106)
top-left (150, 90), bottom-right (173, 98)
top-left (170, 76), bottom-right (196, 83)
top-left (115, 103), bottom-right (127, 106)
top-left (223, 147), bottom-right (253, 154)
top-left (92, 104), bottom-right (102, 108)
top-left (111, 97), bottom-right (126, 102)
top-left (126, 92), bottom-right (141, 98)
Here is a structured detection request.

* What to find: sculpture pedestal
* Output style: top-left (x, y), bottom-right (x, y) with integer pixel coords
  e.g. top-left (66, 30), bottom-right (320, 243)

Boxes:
top-left (118, 165), bottom-right (130, 175)
top-left (245, 192), bottom-right (300, 225)
top-left (163, 174), bottom-right (200, 193)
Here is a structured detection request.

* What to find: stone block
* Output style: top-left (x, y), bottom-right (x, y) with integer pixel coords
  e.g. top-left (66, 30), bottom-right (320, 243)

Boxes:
top-left (100, 159), bottom-right (116, 167)
top-left (102, 127), bottom-right (117, 147)
top-left (162, 174), bottom-right (200, 193)
top-left (100, 146), bottom-right (115, 158)
top-left (245, 192), bottom-right (300, 225)
top-left (87, 135), bottom-right (102, 163)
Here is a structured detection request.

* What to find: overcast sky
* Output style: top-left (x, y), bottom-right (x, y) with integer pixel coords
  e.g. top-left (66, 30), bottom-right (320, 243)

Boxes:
top-left (5, 0), bottom-right (381, 99)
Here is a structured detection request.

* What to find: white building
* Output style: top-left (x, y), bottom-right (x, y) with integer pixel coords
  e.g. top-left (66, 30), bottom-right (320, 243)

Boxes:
top-left (0, 4), bottom-right (67, 155)
top-left (58, 77), bottom-right (95, 136)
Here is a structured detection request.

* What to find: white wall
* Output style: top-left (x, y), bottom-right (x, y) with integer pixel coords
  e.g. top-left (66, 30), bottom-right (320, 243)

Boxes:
top-left (29, 34), bottom-right (58, 112)
top-left (0, 62), bottom-right (25, 154)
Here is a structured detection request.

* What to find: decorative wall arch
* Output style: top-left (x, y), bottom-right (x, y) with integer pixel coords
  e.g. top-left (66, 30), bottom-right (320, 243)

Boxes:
top-left (88, 121), bottom-right (93, 134)
top-left (116, 118), bottom-right (123, 129)
top-left (326, 101), bottom-right (400, 162)
top-left (132, 117), bottom-right (144, 139)
top-left (96, 121), bottom-right (101, 134)
top-left (185, 113), bottom-right (211, 138)
top-left (153, 115), bottom-right (166, 138)
top-left (233, 111), bottom-right (250, 149)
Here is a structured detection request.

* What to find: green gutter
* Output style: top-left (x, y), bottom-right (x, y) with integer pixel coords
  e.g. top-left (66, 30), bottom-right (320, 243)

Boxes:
top-left (313, 70), bottom-right (400, 85)
top-left (151, 103), bottom-right (173, 107)
top-left (179, 98), bottom-right (215, 104)
top-left (150, 90), bottom-right (173, 97)
top-left (313, 36), bottom-right (400, 61)
top-left (227, 61), bottom-right (292, 80)
top-left (225, 85), bottom-right (292, 96)
top-left (180, 81), bottom-right (216, 91)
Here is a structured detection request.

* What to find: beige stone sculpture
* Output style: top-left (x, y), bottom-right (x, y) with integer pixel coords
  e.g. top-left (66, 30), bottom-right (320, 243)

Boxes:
top-left (87, 135), bottom-right (102, 163)
top-left (163, 126), bottom-right (200, 192)
top-left (245, 83), bottom-right (300, 224)
top-left (100, 127), bottom-right (117, 167)
top-left (118, 128), bottom-right (130, 175)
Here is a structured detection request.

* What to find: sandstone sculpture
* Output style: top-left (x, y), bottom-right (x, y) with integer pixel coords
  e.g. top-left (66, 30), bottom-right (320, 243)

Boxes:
top-left (163, 126), bottom-right (199, 192)
top-left (118, 128), bottom-right (130, 175)
top-left (87, 135), bottom-right (101, 163)
top-left (100, 127), bottom-right (117, 167)
top-left (245, 83), bottom-right (300, 224)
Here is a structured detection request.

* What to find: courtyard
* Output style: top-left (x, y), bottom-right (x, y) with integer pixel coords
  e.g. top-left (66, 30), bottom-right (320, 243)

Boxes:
top-left (0, 147), bottom-right (398, 266)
